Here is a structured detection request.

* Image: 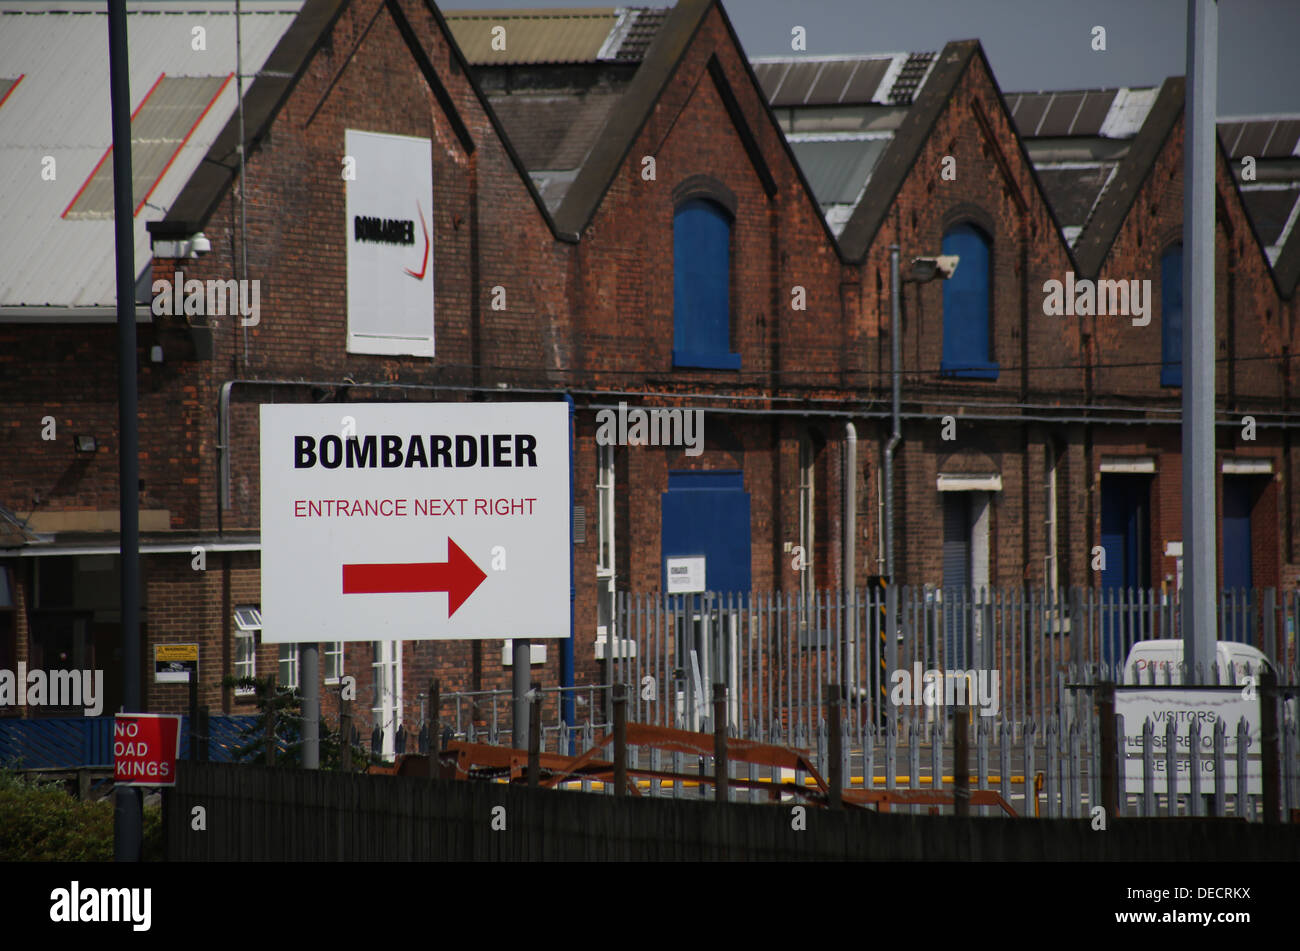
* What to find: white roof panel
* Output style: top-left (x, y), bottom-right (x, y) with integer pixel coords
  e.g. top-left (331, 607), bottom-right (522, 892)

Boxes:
top-left (0, 1), bottom-right (302, 309)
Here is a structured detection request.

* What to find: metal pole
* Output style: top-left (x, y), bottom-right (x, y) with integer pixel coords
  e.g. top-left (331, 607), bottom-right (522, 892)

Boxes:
top-left (1182, 0), bottom-right (1218, 680)
top-left (713, 683), bottom-right (728, 802)
top-left (188, 670), bottom-right (198, 762)
top-left (236, 0), bottom-right (250, 367)
top-left (107, 0), bottom-right (142, 864)
top-left (301, 643), bottom-right (319, 769)
top-left (885, 247), bottom-right (902, 738)
top-left (562, 395), bottom-right (576, 750)
top-left (886, 246), bottom-right (901, 582)
top-left (527, 681), bottom-right (541, 788)
top-left (613, 683), bottom-right (627, 798)
top-left (512, 639), bottom-right (530, 748)
top-left (843, 423), bottom-right (857, 700)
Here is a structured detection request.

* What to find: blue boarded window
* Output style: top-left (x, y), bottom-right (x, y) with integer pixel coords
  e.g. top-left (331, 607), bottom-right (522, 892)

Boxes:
top-left (661, 470), bottom-right (751, 594)
top-left (940, 223), bottom-right (999, 379)
top-left (673, 198), bottom-right (740, 369)
top-left (1161, 245), bottom-right (1183, 387)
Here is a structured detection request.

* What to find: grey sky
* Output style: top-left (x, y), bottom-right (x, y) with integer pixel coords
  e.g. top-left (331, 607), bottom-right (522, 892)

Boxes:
top-left (442, 0), bottom-right (1300, 116)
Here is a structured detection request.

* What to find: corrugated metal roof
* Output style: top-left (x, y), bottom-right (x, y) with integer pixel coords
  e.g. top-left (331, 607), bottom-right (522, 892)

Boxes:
top-left (788, 135), bottom-right (890, 207)
top-left (1219, 117), bottom-right (1300, 159)
top-left (488, 91), bottom-right (621, 172)
top-left (1033, 162), bottom-right (1118, 244)
top-left (0, 2), bottom-right (300, 309)
top-left (64, 75), bottom-right (232, 220)
top-left (1240, 185), bottom-right (1300, 259)
top-left (1008, 89), bottom-right (1120, 138)
top-left (753, 55), bottom-right (899, 107)
top-left (445, 7), bottom-right (666, 66)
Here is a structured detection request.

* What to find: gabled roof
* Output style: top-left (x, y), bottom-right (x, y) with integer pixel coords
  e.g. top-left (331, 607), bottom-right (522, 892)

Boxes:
top-left (754, 53), bottom-right (936, 237)
top-left (550, 0), bottom-right (713, 237)
top-left (155, 0), bottom-right (572, 245)
top-left (1221, 114), bottom-right (1300, 296)
top-left (832, 40), bottom-right (1066, 266)
top-left (0, 1), bottom-right (303, 313)
top-left (1070, 77), bottom-right (1185, 279)
top-left (1008, 87), bottom-right (1157, 248)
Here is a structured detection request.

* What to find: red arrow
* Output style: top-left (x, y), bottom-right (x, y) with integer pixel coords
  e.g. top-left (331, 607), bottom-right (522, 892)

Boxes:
top-left (342, 538), bottom-right (487, 616)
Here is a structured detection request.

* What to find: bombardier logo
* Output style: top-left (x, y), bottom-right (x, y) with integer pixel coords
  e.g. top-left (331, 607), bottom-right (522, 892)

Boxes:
top-left (351, 201), bottom-right (428, 280)
top-left (294, 433), bottom-right (538, 470)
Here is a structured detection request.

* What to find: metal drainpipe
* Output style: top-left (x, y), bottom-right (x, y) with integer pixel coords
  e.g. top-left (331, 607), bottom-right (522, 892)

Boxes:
top-left (217, 380), bottom-right (235, 536)
top-left (843, 421), bottom-right (857, 698)
top-left (885, 245), bottom-right (901, 582)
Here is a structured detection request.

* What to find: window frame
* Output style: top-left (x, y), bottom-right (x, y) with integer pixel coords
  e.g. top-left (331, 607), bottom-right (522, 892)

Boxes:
top-left (324, 642), bottom-right (344, 684)
top-left (232, 605), bottom-right (260, 697)
top-left (278, 643), bottom-right (300, 690)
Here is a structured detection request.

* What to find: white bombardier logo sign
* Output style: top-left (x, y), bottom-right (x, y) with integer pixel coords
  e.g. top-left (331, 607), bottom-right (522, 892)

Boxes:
top-left (260, 402), bottom-right (570, 642)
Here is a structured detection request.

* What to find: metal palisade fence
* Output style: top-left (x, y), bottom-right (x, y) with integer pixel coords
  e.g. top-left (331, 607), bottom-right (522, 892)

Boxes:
top-left (426, 585), bottom-right (1299, 820)
top-left (608, 586), bottom-right (1299, 741)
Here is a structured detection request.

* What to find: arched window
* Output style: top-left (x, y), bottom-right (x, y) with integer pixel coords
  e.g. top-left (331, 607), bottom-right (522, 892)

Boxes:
top-left (1160, 245), bottom-right (1183, 387)
top-left (940, 222), bottom-right (998, 379)
top-left (673, 198), bottom-right (739, 369)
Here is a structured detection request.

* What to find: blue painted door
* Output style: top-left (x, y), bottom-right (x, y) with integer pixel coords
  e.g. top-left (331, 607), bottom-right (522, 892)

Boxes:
top-left (942, 493), bottom-right (971, 667)
top-left (1222, 476), bottom-right (1254, 643)
top-left (1100, 475), bottom-right (1151, 665)
top-left (661, 471), bottom-right (751, 594)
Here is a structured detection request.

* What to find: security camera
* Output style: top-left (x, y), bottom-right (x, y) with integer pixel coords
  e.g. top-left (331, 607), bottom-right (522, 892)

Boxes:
top-left (933, 254), bottom-right (959, 279)
top-left (189, 233), bottom-right (211, 257)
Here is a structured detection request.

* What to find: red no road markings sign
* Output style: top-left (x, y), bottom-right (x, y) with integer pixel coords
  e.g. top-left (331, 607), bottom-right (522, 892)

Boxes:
top-left (114, 713), bottom-right (182, 787)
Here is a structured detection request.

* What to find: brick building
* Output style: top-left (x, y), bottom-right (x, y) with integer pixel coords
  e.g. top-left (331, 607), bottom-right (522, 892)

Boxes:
top-left (2, 0), bottom-right (1298, 744)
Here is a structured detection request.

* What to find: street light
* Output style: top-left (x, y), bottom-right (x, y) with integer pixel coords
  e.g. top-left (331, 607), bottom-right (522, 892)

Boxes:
top-left (882, 246), bottom-right (958, 733)
top-left (907, 254), bottom-right (959, 284)
top-left (886, 247), bottom-right (959, 579)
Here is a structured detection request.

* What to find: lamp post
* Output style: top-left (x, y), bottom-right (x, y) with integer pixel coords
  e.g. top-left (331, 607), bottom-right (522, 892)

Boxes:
top-left (883, 248), bottom-right (958, 732)
top-left (885, 248), bottom-right (959, 582)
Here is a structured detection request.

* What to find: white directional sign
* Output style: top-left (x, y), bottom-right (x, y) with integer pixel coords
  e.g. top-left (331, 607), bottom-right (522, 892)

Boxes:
top-left (260, 402), bottom-right (569, 642)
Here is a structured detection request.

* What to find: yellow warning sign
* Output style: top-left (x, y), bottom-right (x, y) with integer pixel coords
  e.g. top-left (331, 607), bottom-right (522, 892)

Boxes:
top-left (155, 644), bottom-right (199, 663)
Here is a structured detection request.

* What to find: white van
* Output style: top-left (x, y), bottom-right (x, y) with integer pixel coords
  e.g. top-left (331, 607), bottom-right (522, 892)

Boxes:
top-left (1123, 638), bottom-right (1275, 686)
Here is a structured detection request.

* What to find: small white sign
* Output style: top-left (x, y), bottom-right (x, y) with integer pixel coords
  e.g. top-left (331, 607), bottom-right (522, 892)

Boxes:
top-left (1117, 688), bottom-right (1260, 794)
top-left (260, 402), bottom-right (570, 643)
top-left (666, 556), bottom-right (706, 594)
top-left (345, 129), bottom-right (434, 356)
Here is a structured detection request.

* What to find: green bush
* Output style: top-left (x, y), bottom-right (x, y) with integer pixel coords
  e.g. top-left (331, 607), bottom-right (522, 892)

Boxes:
top-left (0, 770), bottom-right (163, 862)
